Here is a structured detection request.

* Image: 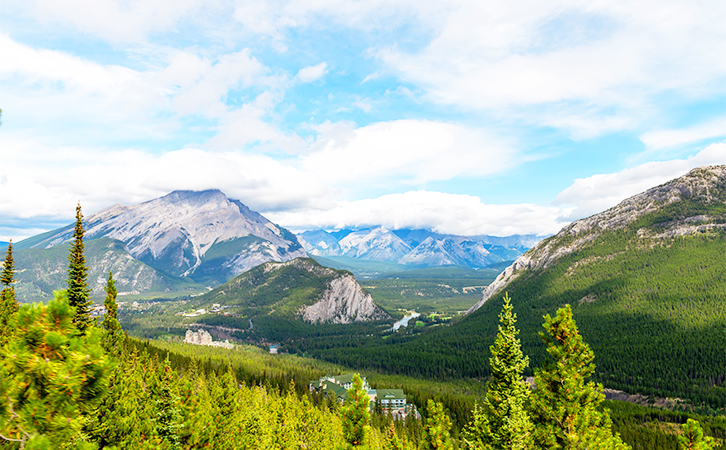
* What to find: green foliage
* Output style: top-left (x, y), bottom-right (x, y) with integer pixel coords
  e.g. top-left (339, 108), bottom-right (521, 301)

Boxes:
top-left (0, 292), bottom-right (111, 449)
top-left (1, 240), bottom-right (14, 288)
top-left (530, 305), bottom-right (628, 450)
top-left (101, 271), bottom-right (124, 354)
top-left (0, 241), bottom-right (18, 347)
top-left (423, 400), bottom-right (453, 450)
top-left (679, 419), bottom-right (715, 450)
top-left (67, 204), bottom-right (93, 333)
top-left (342, 373), bottom-right (372, 447)
top-left (464, 293), bottom-right (533, 450)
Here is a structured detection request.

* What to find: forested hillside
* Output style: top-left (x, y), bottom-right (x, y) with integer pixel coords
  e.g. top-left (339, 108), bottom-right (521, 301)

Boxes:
top-left (295, 166), bottom-right (726, 410)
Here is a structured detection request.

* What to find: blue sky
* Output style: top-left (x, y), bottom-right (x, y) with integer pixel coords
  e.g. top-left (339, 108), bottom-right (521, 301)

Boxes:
top-left (0, 0), bottom-right (724, 241)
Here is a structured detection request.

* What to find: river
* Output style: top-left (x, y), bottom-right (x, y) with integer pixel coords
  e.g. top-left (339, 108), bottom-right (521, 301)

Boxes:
top-left (388, 312), bottom-right (421, 332)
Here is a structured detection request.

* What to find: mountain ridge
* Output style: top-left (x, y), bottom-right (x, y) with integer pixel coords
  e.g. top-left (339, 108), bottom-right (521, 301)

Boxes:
top-left (467, 164), bottom-right (726, 314)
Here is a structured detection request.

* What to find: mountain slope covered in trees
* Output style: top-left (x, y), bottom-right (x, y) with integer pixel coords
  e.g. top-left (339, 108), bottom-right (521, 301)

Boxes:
top-left (298, 165), bottom-right (726, 408)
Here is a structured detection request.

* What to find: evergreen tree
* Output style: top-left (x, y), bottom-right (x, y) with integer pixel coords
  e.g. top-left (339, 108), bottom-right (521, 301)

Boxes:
top-left (101, 271), bottom-right (124, 354)
top-left (678, 419), bottom-right (715, 450)
top-left (464, 293), bottom-right (533, 450)
top-left (531, 305), bottom-right (629, 450)
top-left (0, 291), bottom-right (111, 448)
top-left (341, 373), bottom-right (371, 447)
top-left (0, 240), bottom-right (18, 346)
top-left (1, 239), bottom-right (14, 288)
top-left (67, 203), bottom-right (92, 333)
top-left (423, 399), bottom-right (453, 450)
top-left (153, 357), bottom-right (183, 449)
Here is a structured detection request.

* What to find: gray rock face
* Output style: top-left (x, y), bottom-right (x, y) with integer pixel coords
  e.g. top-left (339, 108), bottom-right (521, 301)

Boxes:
top-left (301, 274), bottom-right (390, 324)
top-left (467, 165), bottom-right (726, 315)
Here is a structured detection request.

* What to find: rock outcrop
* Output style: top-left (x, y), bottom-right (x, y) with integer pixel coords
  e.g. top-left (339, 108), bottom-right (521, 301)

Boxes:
top-left (301, 274), bottom-right (390, 324)
top-left (467, 165), bottom-right (726, 315)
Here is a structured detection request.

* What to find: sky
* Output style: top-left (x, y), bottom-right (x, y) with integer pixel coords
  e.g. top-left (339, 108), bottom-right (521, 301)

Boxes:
top-left (0, 0), bottom-right (724, 241)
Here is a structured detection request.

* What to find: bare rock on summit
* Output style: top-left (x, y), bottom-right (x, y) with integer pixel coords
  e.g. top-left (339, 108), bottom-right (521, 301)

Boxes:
top-left (467, 164), bottom-right (726, 315)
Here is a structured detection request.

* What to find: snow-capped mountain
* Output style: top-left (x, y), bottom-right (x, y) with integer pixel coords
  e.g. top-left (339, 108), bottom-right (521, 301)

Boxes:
top-left (337, 227), bottom-right (412, 260)
top-left (298, 228), bottom-right (542, 268)
top-left (18, 190), bottom-right (306, 284)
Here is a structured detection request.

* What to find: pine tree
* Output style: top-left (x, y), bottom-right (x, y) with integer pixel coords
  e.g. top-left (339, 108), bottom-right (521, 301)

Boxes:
top-left (0, 291), bottom-right (111, 448)
top-left (464, 293), bottom-right (534, 450)
top-left (0, 240), bottom-right (18, 346)
top-left (679, 419), bottom-right (715, 450)
top-left (67, 203), bottom-right (92, 333)
top-left (0, 239), bottom-right (14, 288)
top-left (531, 305), bottom-right (629, 450)
top-left (341, 373), bottom-right (371, 447)
top-left (423, 399), bottom-right (453, 450)
top-left (101, 271), bottom-right (124, 354)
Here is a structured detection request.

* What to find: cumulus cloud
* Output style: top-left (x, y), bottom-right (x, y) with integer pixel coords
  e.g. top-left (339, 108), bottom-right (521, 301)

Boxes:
top-left (296, 62), bottom-right (328, 83)
top-left (303, 119), bottom-right (519, 186)
top-left (555, 143), bottom-right (726, 219)
top-left (267, 190), bottom-right (570, 237)
top-left (0, 140), bottom-right (329, 238)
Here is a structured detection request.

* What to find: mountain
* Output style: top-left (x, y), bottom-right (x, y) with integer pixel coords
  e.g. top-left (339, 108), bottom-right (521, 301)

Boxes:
top-left (299, 227), bottom-right (537, 269)
top-left (468, 164), bottom-right (726, 315)
top-left (13, 190), bottom-right (307, 298)
top-left (12, 238), bottom-right (200, 301)
top-left (195, 257), bottom-right (390, 325)
top-left (303, 165), bottom-right (726, 407)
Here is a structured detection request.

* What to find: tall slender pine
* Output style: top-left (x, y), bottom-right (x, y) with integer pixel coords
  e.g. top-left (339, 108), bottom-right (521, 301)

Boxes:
top-left (67, 203), bottom-right (92, 333)
top-left (101, 271), bottom-right (124, 353)
top-left (464, 293), bottom-right (533, 450)
top-left (0, 240), bottom-right (18, 346)
top-left (531, 305), bottom-right (629, 450)
top-left (341, 373), bottom-right (371, 447)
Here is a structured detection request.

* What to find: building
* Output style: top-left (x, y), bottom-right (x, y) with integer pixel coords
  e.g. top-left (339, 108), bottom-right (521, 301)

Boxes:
top-left (310, 374), bottom-right (418, 420)
top-left (184, 329), bottom-right (233, 348)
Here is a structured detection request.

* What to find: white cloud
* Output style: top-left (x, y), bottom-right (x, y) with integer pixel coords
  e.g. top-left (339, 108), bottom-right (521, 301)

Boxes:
top-left (0, 140), bottom-right (329, 237)
top-left (21, 0), bottom-right (208, 42)
top-left (156, 48), bottom-right (276, 118)
top-left (296, 62), bottom-right (328, 83)
top-left (372, 0), bottom-right (726, 136)
top-left (555, 143), bottom-right (726, 219)
top-left (267, 190), bottom-right (570, 236)
top-left (303, 119), bottom-right (519, 186)
top-left (640, 116), bottom-right (726, 151)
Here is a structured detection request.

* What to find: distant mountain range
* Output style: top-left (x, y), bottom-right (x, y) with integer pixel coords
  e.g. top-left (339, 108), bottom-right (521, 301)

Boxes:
top-left (298, 227), bottom-right (540, 269)
top-left (6, 189), bottom-right (542, 301)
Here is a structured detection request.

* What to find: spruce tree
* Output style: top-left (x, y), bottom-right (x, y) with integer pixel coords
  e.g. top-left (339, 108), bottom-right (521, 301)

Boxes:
top-left (0, 291), bottom-right (111, 448)
top-left (341, 373), bottom-right (371, 447)
top-left (0, 240), bottom-right (18, 346)
top-left (531, 305), bottom-right (629, 450)
top-left (101, 271), bottom-right (124, 354)
top-left (464, 293), bottom-right (533, 450)
top-left (67, 203), bottom-right (92, 333)
top-left (423, 399), bottom-right (453, 450)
